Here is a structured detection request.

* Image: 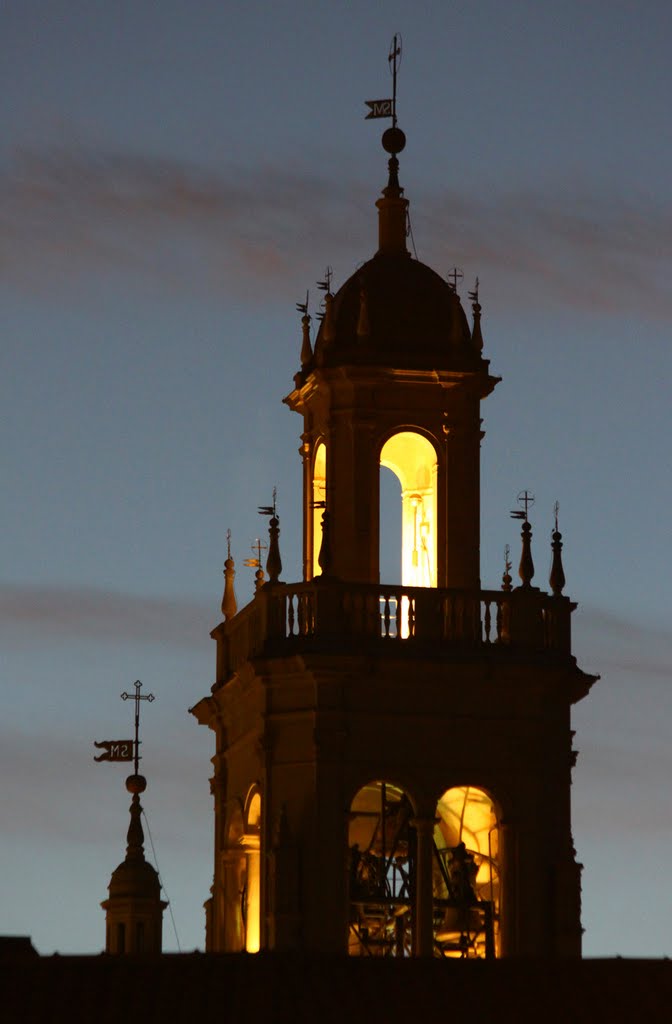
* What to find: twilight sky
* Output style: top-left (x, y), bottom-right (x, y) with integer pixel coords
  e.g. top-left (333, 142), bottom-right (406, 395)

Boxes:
top-left (2, 1), bottom-right (672, 956)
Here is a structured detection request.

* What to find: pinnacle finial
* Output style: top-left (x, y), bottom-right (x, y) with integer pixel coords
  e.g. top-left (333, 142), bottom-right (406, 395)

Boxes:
top-left (549, 501), bottom-right (566, 596)
top-left (258, 488), bottom-right (282, 584)
top-left (510, 491), bottom-right (535, 588)
top-left (502, 544), bottom-right (512, 592)
top-left (296, 291), bottom-right (312, 367)
top-left (469, 277), bottom-right (484, 352)
top-left (221, 529), bottom-right (238, 621)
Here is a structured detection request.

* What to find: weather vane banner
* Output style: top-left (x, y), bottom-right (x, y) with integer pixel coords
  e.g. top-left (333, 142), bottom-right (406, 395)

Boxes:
top-left (93, 739), bottom-right (134, 762)
top-left (364, 99), bottom-right (393, 119)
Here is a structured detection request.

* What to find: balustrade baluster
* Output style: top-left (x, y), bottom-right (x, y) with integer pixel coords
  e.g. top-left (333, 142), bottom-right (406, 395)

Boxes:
top-left (383, 594), bottom-right (391, 638)
top-left (484, 601), bottom-right (492, 643)
top-left (287, 595), bottom-right (295, 637)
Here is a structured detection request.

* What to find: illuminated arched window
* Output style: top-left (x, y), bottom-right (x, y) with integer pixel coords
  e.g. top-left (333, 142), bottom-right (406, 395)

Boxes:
top-left (348, 780), bottom-right (415, 957)
top-left (241, 788), bottom-right (261, 953)
top-left (380, 432), bottom-right (437, 588)
top-left (312, 441), bottom-right (326, 577)
top-left (432, 785), bottom-right (500, 958)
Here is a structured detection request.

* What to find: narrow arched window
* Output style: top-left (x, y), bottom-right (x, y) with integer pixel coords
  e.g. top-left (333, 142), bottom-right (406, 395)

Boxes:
top-left (432, 785), bottom-right (500, 958)
top-left (312, 441), bottom-right (327, 576)
top-left (348, 780), bottom-right (415, 957)
top-left (380, 432), bottom-right (437, 588)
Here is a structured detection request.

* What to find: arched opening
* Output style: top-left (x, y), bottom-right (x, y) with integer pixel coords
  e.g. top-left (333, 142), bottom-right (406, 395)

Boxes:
top-left (347, 780), bottom-right (415, 957)
top-left (380, 432), bottom-right (437, 588)
top-left (312, 441), bottom-right (326, 577)
top-left (241, 787), bottom-right (262, 953)
top-left (432, 785), bottom-right (500, 958)
top-left (223, 806), bottom-right (245, 952)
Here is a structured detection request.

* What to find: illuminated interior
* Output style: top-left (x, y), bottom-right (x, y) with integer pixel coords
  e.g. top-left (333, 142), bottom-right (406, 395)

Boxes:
top-left (312, 441), bottom-right (326, 576)
top-left (348, 781), bottom-right (414, 957)
top-left (379, 432), bottom-right (437, 588)
top-left (432, 785), bottom-right (500, 958)
top-left (241, 789), bottom-right (261, 953)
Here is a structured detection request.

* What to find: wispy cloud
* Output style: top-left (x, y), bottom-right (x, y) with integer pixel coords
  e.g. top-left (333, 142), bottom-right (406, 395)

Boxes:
top-left (2, 143), bottom-right (672, 316)
top-left (0, 582), bottom-right (214, 648)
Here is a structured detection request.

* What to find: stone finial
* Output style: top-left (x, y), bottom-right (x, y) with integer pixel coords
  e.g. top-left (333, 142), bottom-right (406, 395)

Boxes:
top-left (266, 517), bottom-right (282, 584)
top-left (518, 520), bottom-right (535, 588)
top-left (221, 529), bottom-right (238, 621)
top-left (549, 502), bottom-right (566, 596)
top-left (300, 313), bottom-right (313, 367)
top-left (502, 544), bottom-right (512, 592)
top-left (322, 291), bottom-right (336, 346)
top-left (469, 277), bottom-right (484, 352)
top-left (317, 507), bottom-right (332, 576)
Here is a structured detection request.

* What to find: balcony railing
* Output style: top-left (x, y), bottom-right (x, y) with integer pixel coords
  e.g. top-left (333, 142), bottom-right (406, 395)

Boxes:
top-left (213, 580), bottom-right (575, 684)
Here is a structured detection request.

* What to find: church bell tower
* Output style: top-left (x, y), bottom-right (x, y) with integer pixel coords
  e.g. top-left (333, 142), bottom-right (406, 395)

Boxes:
top-left (191, 79), bottom-right (596, 960)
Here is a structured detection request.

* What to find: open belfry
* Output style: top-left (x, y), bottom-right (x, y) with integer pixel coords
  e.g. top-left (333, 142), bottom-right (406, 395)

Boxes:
top-left (190, 46), bottom-right (596, 961)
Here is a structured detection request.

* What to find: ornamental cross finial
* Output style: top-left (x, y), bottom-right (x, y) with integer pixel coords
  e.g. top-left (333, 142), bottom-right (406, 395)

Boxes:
top-left (120, 680), bottom-right (155, 776)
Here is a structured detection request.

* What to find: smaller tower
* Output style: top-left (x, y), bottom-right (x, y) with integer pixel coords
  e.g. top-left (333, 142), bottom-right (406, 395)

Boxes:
top-left (101, 772), bottom-right (166, 954)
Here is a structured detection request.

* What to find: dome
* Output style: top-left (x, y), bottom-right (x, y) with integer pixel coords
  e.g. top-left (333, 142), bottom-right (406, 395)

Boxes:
top-left (312, 252), bottom-right (483, 372)
top-left (108, 856), bottom-right (161, 900)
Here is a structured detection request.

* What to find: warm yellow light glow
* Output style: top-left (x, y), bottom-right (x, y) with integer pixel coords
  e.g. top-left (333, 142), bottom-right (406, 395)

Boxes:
top-left (348, 781), bottom-right (414, 957)
top-left (433, 785), bottom-right (500, 958)
top-left (312, 442), bottom-right (326, 576)
top-left (241, 790), bottom-right (262, 953)
top-left (380, 432), bottom-right (437, 588)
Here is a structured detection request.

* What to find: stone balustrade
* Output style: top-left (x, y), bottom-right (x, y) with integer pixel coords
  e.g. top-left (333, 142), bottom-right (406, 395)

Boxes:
top-left (212, 580), bottom-right (575, 684)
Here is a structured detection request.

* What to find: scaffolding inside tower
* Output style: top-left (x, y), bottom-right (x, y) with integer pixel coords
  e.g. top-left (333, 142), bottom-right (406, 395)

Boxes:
top-left (348, 782), bottom-right (499, 958)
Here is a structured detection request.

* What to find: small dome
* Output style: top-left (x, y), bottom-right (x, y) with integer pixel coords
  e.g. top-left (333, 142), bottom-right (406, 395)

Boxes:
top-left (108, 857), bottom-right (161, 900)
top-left (312, 253), bottom-right (482, 372)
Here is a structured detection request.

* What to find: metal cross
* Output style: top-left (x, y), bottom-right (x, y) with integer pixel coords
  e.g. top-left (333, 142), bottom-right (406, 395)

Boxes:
top-left (447, 266), bottom-right (464, 292)
top-left (516, 490), bottom-right (535, 522)
top-left (388, 33), bottom-right (402, 128)
top-left (120, 680), bottom-right (155, 776)
top-left (243, 537), bottom-right (267, 569)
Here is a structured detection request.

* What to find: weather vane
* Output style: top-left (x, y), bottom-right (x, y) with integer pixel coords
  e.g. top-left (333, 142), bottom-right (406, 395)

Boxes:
top-left (553, 500), bottom-right (560, 532)
top-left (510, 490), bottom-right (535, 524)
top-left (258, 486), bottom-right (278, 519)
top-left (94, 679), bottom-right (155, 773)
top-left (364, 33), bottom-right (402, 127)
top-left (468, 277), bottom-right (480, 304)
top-left (296, 290), bottom-right (310, 317)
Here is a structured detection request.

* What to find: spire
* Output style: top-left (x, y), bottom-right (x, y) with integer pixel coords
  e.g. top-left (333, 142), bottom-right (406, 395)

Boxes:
top-left (549, 502), bottom-right (566, 596)
top-left (221, 529), bottom-right (238, 621)
top-left (125, 774), bottom-right (148, 860)
top-left (376, 129), bottom-right (409, 255)
top-left (101, 772), bottom-right (166, 954)
top-left (469, 278), bottom-right (484, 352)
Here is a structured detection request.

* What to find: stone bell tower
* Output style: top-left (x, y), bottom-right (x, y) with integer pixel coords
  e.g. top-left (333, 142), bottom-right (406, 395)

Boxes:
top-left (191, 110), bottom-right (596, 960)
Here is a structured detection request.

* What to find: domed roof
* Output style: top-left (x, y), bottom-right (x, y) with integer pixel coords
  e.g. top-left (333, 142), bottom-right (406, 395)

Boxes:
top-left (312, 252), bottom-right (483, 373)
top-left (108, 856), bottom-right (161, 901)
